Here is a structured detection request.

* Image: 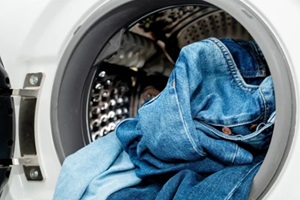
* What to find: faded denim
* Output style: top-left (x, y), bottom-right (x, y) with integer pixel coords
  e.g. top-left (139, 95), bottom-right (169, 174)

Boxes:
top-left (53, 131), bottom-right (141, 200)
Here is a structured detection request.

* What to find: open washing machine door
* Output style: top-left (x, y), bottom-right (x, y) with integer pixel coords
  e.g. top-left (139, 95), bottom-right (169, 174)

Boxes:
top-left (0, 59), bottom-right (14, 194)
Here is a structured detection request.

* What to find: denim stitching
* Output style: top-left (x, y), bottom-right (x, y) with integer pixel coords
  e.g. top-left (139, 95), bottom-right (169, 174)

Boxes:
top-left (205, 38), bottom-right (267, 127)
top-left (209, 38), bottom-right (258, 92)
top-left (234, 39), bottom-right (267, 77)
top-left (224, 161), bottom-right (263, 200)
top-left (172, 79), bottom-right (206, 157)
top-left (197, 120), bottom-right (274, 141)
top-left (199, 114), bottom-right (262, 127)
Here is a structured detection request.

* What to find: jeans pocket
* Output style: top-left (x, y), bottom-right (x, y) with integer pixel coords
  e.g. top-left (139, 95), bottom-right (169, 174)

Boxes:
top-left (195, 115), bottom-right (274, 151)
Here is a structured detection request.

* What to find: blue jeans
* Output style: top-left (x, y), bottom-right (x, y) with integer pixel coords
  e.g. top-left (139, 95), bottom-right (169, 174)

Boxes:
top-left (53, 131), bottom-right (141, 200)
top-left (116, 37), bottom-right (275, 179)
top-left (54, 37), bottom-right (275, 200)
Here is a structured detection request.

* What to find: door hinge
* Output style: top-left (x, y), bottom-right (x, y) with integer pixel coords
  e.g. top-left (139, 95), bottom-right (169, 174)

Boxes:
top-left (1, 73), bottom-right (44, 181)
top-left (0, 156), bottom-right (42, 181)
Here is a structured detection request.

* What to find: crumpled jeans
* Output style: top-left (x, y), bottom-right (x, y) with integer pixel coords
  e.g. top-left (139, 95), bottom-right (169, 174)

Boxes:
top-left (115, 37), bottom-right (275, 179)
top-left (53, 37), bottom-right (275, 200)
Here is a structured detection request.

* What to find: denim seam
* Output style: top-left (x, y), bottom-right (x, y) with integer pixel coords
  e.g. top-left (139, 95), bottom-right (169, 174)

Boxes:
top-left (172, 80), bottom-right (206, 157)
top-left (235, 39), bottom-right (267, 75)
top-left (222, 38), bottom-right (267, 78)
top-left (198, 120), bottom-right (274, 141)
top-left (209, 38), bottom-right (258, 93)
top-left (200, 114), bottom-right (262, 127)
top-left (224, 161), bottom-right (263, 200)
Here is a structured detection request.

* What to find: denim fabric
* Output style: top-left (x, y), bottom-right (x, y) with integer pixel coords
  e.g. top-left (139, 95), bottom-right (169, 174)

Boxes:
top-left (116, 37), bottom-right (275, 179)
top-left (54, 37), bottom-right (275, 200)
top-left (107, 156), bottom-right (263, 200)
top-left (53, 131), bottom-right (141, 200)
top-left (220, 38), bottom-right (269, 85)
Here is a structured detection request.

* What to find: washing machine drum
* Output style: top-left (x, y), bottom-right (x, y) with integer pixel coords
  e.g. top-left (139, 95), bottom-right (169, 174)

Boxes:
top-left (87, 9), bottom-right (254, 141)
top-left (0, 59), bottom-right (14, 191)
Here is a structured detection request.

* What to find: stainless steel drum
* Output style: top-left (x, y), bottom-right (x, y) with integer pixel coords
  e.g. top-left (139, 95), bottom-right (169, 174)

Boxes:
top-left (87, 5), bottom-right (254, 142)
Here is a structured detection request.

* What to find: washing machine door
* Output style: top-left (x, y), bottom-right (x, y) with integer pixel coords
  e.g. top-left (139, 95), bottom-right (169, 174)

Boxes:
top-left (0, 57), bottom-right (15, 193)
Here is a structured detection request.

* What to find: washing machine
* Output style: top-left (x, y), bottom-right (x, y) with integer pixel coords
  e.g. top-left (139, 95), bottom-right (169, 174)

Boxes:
top-left (0, 0), bottom-right (299, 199)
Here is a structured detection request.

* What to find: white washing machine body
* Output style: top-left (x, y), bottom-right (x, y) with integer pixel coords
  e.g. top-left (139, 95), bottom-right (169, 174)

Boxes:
top-left (0, 0), bottom-right (299, 199)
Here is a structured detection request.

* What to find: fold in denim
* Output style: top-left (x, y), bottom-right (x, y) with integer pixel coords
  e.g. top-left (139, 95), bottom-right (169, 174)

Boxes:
top-left (53, 131), bottom-right (141, 200)
top-left (116, 37), bottom-right (275, 179)
top-left (107, 156), bottom-right (263, 200)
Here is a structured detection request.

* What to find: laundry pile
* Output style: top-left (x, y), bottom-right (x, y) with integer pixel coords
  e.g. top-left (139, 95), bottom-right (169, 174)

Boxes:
top-left (53, 37), bottom-right (275, 200)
